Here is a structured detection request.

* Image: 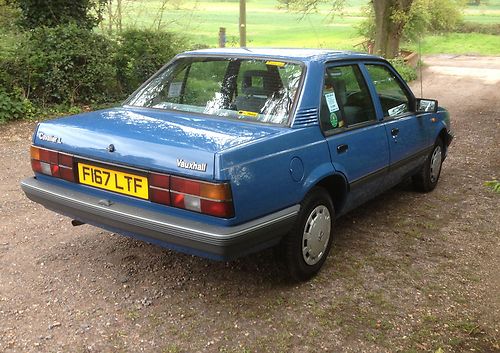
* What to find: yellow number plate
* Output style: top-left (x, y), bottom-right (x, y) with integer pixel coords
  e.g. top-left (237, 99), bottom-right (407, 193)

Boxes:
top-left (78, 163), bottom-right (149, 200)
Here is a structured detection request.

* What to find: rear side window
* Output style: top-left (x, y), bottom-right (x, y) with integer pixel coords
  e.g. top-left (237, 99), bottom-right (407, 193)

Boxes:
top-left (365, 64), bottom-right (412, 118)
top-left (320, 64), bottom-right (376, 131)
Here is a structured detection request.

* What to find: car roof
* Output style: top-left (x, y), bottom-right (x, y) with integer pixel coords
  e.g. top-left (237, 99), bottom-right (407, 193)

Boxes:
top-left (181, 48), bottom-right (382, 63)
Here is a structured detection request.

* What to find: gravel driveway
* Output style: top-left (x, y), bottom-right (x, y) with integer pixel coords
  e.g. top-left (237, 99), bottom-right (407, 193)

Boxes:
top-left (0, 55), bottom-right (499, 353)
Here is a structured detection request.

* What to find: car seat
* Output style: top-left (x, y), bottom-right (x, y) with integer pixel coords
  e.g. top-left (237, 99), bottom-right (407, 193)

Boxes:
top-left (235, 70), bottom-right (281, 113)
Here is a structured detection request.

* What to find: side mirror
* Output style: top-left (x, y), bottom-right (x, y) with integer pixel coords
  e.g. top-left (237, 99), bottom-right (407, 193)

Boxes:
top-left (416, 98), bottom-right (438, 114)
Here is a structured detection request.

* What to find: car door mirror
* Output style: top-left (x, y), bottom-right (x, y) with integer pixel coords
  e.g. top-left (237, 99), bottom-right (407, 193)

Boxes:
top-left (416, 98), bottom-right (438, 114)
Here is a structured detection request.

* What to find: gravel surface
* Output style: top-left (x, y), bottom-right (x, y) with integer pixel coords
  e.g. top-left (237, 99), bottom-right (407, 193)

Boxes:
top-left (0, 55), bottom-right (499, 353)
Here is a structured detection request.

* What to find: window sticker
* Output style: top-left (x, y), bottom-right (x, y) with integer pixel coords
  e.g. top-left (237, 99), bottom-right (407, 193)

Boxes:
top-left (265, 61), bottom-right (286, 67)
top-left (329, 112), bottom-right (338, 128)
top-left (238, 110), bottom-right (259, 118)
top-left (324, 92), bottom-right (340, 112)
top-left (168, 82), bottom-right (183, 98)
top-left (387, 103), bottom-right (407, 117)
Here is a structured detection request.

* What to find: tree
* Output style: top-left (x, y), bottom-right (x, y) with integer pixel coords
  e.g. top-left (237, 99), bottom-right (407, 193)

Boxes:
top-left (286, 0), bottom-right (414, 58)
top-left (12, 0), bottom-right (104, 29)
top-left (361, 0), bottom-right (464, 54)
top-left (372, 0), bottom-right (414, 58)
top-left (287, 0), bottom-right (463, 58)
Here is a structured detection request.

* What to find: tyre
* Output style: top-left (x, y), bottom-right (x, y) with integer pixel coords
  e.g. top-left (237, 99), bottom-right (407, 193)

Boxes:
top-left (278, 187), bottom-right (335, 281)
top-left (413, 138), bottom-right (444, 192)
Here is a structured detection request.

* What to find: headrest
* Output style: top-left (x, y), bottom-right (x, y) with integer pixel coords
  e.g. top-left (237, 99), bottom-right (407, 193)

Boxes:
top-left (241, 70), bottom-right (281, 96)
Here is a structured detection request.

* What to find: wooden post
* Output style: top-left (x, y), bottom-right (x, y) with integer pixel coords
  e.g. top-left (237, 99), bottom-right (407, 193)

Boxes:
top-left (239, 0), bottom-right (246, 47)
top-left (219, 27), bottom-right (226, 48)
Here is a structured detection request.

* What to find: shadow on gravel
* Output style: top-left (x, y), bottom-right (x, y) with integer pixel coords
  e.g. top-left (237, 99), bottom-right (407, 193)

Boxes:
top-left (49, 178), bottom-right (420, 289)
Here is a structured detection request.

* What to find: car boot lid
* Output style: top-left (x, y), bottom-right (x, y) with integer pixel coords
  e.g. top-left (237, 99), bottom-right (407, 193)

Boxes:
top-left (33, 107), bottom-right (283, 178)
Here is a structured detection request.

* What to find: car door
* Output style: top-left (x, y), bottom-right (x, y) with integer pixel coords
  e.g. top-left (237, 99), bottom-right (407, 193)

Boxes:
top-left (321, 63), bottom-right (390, 213)
top-left (363, 63), bottom-right (431, 185)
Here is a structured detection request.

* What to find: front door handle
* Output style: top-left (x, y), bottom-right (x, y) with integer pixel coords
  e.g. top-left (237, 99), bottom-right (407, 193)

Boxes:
top-left (391, 128), bottom-right (399, 137)
top-left (337, 144), bottom-right (348, 154)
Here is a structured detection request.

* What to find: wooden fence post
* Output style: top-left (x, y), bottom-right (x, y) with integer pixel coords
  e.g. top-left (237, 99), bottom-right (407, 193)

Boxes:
top-left (219, 27), bottom-right (226, 48)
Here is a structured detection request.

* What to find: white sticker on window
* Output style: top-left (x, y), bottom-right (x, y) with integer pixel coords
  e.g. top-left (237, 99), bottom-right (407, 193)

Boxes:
top-left (387, 103), bottom-right (407, 117)
top-left (324, 92), bottom-right (339, 112)
top-left (168, 82), bottom-right (183, 98)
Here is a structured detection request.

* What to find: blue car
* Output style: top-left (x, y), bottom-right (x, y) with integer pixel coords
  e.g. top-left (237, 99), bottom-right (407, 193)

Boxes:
top-left (21, 48), bottom-right (453, 280)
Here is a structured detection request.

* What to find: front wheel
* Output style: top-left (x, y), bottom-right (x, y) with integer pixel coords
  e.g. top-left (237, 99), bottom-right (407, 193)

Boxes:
top-left (278, 187), bottom-right (335, 281)
top-left (413, 139), bottom-right (444, 192)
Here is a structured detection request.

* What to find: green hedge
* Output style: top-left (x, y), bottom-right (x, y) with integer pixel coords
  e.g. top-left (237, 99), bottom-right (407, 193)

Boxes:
top-left (0, 88), bottom-right (34, 123)
top-left (389, 58), bottom-right (418, 82)
top-left (115, 29), bottom-right (184, 94)
top-left (20, 24), bottom-right (119, 105)
top-left (0, 25), bottom-right (186, 123)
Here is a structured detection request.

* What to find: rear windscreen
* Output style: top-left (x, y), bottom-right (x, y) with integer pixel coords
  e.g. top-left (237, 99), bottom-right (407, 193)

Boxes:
top-left (126, 57), bottom-right (304, 126)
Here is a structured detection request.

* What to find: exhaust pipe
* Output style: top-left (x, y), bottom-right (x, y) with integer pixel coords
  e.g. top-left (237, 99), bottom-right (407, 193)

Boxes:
top-left (71, 220), bottom-right (85, 226)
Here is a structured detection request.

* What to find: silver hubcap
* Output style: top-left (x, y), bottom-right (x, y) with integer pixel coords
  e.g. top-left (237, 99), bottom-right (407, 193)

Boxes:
top-left (430, 145), bottom-right (442, 183)
top-left (302, 205), bottom-right (331, 266)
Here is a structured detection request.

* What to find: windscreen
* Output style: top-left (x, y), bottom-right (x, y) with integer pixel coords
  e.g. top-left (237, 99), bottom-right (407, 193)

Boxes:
top-left (126, 57), bottom-right (304, 125)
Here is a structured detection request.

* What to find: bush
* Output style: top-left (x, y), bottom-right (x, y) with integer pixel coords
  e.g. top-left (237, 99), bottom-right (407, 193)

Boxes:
top-left (389, 58), bottom-right (418, 82)
top-left (10, 24), bottom-right (119, 105)
top-left (455, 22), bottom-right (500, 35)
top-left (0, 88), bottom-right (34, 123)
top-left (115, 29), bottom-right (185, 95)
top-left (15, 0), bottom-right (101, 29)
top-left (0, 0), bottom-right (21, 32)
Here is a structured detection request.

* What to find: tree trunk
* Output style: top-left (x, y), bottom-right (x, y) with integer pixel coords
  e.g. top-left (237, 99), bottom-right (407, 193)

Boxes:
top-left (372, 0), bottom-right (413, 59)
top-left (116, 0), bottom-right (122, 33)
top-left (107, 0), bottom-right (113, 35)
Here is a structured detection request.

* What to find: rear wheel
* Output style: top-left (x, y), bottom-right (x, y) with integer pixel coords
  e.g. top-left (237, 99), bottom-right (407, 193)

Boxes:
top-left (413, 139), bottom-right (444, 192)
top-left (278, 187), bottom-right (334, 281)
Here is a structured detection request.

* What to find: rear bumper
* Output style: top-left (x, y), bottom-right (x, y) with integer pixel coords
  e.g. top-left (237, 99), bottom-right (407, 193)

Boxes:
top-left (21, 177), bottom-right (299, 260)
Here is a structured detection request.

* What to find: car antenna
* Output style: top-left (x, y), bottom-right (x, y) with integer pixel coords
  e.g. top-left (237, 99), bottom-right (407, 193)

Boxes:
top-left (419, 37), bottom-right (423, 98)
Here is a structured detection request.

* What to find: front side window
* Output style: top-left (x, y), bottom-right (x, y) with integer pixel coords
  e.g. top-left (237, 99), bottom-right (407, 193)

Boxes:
top-left (126, 57), bottom-right (304, 125)
top-left (320, 64), bottom-right (376, 131)
top-left (365, 64), bottom-right (412, 118)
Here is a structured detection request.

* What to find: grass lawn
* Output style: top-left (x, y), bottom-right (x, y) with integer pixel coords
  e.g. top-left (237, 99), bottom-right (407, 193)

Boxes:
top-left (413, 33), bottom-right (500, 56)
top-left (112, 0), bottom-right (365, 49)
top-left (103, 0), bottom-right (500, 55)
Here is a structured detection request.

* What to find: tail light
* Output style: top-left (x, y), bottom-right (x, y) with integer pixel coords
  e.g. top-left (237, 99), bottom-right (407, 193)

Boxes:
top-left (31, 146), bottom-right (75, 182)
top-left (149, 173), bottom-right (170, 205)
top-left (149, 173), bottom-right (234, 218)
top-left (171, 176), bottom-right (234, 218)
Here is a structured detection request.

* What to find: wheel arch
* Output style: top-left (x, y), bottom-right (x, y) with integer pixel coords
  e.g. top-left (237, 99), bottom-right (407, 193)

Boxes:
top-left (314, 173), bottom-right (349, 216)
top-left (438, 128), bottom-right (450, 156)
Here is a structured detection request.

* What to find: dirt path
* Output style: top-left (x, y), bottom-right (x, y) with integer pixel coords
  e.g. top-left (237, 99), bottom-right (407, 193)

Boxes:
top-left (0, 56), bottom-right (499, 353)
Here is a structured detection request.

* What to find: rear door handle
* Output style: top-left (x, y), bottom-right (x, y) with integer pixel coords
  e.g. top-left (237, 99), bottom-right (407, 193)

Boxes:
top-left (391, 128), bottom-right (399, 137)
top-left (337, 144), bottom-right (348, 154)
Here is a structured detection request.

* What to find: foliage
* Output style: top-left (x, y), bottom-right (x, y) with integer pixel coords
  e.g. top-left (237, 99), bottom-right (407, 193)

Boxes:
top-left (454, 21), bottom-right (500, 35)
top-left (13, 0), bottom-right (104, 29)
top-left (388, 58), bottom-right (418, 82)
top-left (0, 0), bottom-right (21, 31)
top-left (8, 24), bottom-right (119, 105)
top-left (283, 0), bottom-right (346, 15)
top-left (403, 0), bottom-right (465, 41)
top-left (484, 180), bottom-right (500, 193)
top-left (0, 87), bottom-right (34, 123)
top-left (115, 29), bottom-right (185, 95)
